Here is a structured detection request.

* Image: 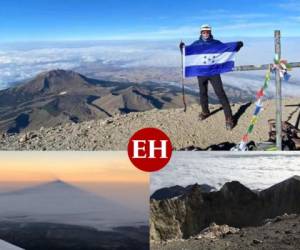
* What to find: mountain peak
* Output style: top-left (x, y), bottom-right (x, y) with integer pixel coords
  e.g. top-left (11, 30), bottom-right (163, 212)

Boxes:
top-left (261, 175), bottom-right (300, 195)
top-left (221, 181), bottom-right (249, 192)
top-left (18, 69), bottom-right (91, 95)
top-left (3, 180), bottom-right (82, 196)
top-left (50, 179), bottom-right (66, 184)
top-left (220, 181), bottom-right (256, 200)
top-left (40, 179), bottom-right (79, 190)
top-left (290, 175), bottom-right (300, 181)
top-left (151, 183), bottom-right (216, 200)
top-left (38, 69), bottom-right (83, 79)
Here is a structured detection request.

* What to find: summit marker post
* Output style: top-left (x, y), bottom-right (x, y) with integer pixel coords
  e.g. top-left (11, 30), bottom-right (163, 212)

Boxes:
top-left (274, 30), bottom-right (282, 150)
top-left (233, 30), bottom-right (300, 151)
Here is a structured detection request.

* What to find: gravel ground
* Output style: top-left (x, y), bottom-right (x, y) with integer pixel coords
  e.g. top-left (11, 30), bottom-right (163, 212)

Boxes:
top-left (0, 99), bottom-right (299, 150)
top-left (151, 214), bottom-right (300, 250)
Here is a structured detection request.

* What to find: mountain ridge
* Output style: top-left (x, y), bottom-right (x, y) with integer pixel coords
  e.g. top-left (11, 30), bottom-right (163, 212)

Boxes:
top-left (150, 176), bottom-right (300, 241)
top-left (0, 69), bottom-right (199, 134)
top-left (1, 98), bottom-right (299, 150)
top-left (0, 179), bottom-right (87, 196)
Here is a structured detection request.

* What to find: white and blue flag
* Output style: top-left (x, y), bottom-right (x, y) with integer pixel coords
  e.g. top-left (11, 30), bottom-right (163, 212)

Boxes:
top-left (183, 42), bottom-right (239, 77)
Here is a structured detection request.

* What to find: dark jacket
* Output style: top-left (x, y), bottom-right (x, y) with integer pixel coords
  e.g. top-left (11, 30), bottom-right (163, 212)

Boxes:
top-left (191, 35), bottom-right (243, 51)
top-left (191, 35), bottom-right (223, 46)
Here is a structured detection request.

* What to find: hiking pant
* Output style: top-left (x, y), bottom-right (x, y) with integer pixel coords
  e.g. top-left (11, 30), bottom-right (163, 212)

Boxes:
top-left (197, 75), bottom-right (233, 119)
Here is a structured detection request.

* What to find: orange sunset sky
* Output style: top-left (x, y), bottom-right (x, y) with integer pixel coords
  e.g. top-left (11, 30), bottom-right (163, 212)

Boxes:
top-left (0, 151), bottom-right (148, 183)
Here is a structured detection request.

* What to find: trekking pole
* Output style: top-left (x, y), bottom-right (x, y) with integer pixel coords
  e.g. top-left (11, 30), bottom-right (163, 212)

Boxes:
top-left (180, 41), bottom-right (187, 112)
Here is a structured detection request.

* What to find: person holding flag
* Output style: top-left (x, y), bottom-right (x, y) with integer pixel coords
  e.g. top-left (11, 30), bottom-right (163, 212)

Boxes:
top-left (180, 24), bottom-right (243, 130)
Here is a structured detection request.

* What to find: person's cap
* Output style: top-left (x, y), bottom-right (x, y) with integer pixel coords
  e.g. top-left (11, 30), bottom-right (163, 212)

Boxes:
top-left (200, 24), bottom-right (212, 32)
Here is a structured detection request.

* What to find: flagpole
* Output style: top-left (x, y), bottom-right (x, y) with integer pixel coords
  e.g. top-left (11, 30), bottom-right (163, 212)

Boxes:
top-left (180, 41), bottom-right (187, 112)
top-left (274, 30), bottom-right (282, 150)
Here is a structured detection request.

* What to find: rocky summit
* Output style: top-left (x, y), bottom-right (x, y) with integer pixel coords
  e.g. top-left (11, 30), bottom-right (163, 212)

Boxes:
top-left (1, 98), bottom-right (300, 150)
top-left (150, 176), bottom-right (300, 242)
top-left (151, 213), bottom-right (300, 250)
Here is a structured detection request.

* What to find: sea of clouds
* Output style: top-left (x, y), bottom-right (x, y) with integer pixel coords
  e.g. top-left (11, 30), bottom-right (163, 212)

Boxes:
top-left (151, 152), bottom-right (300, 194)
top-left (0, 38), bottom-right (299, 95)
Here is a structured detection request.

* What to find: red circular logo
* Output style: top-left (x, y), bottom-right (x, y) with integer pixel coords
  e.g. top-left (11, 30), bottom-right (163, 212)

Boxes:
top-left (127, 128), bottom-right (173, 172)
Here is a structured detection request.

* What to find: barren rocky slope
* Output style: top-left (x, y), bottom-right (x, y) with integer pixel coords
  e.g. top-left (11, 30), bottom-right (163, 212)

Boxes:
top-left (150, 177), bottom-right (300, 249)
top-left (151, 213), bottom-right (300, 250)
top-left (150, 176), bottom-right (300, 242)
top-left (0, 69), bottom-right (199, 134)
top-left (0, 98), bottom-right (299, 150)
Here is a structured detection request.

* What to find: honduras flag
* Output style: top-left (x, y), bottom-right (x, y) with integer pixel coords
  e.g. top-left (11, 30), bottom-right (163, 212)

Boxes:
top-left (184, 42), bottom-right (239, 77)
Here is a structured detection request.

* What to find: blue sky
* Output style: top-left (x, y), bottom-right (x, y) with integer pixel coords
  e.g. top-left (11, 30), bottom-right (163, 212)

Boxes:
top-left (0, 0), bottom-right (300, 41)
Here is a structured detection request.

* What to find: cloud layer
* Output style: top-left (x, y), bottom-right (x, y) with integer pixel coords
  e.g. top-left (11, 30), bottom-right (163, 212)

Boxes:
top-left (0, 38), bottom-right (299, 96)
top-left (0, 40), bottom-right (180, 88)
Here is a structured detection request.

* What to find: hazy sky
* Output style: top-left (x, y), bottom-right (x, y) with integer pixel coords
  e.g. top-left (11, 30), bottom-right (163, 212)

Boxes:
top-left (0, 151), bottom-right (149, 211)
top-left (0, 151), bottom-right (148, 183)
top-left (0, 0), bottom-right (300, 41)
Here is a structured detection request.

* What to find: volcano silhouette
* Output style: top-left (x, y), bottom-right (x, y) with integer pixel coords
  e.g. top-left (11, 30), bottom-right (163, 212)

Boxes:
top-left (0, 180), bottom-right (146, 229)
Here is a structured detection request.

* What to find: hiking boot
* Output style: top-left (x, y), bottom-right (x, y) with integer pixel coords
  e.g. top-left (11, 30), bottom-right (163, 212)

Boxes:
top-left (199, 112), bottom-right (210, 120)
top-left (225, 118), bottom-right (235, 130)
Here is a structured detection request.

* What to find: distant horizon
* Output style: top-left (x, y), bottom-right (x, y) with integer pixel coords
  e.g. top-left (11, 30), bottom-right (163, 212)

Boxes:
top-left (151, 152), bottom-right (300, 194)
top-left (0, 179), bottom-right (149, 212)
top-left (1, 36), bottom-right (299, 96)
top-left (0, 151), bottom-right (149, 213)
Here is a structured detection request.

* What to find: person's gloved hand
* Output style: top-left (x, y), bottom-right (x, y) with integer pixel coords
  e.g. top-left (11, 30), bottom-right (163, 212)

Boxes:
top-left (237, 41), bottom-right (243, 51)
top-left (179, 42), bottom-right (185, 52)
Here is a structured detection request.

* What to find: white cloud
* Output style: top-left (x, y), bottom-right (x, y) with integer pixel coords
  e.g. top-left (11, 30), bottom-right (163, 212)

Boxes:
top-left (188, 12), bottom-right (270, 22)
top-left (278, 0), bottom-right (300, 11)
top-left (222, 69), bottom-right (300, 97)
top-left (214, 22), bottom-right (276, 31)
top-left (151, 152), bottom-right (300, 193)
top-left (0, 42), bottom-right (174, 88)
top-left (0, 38), bottom-right (299, 97)
top-left (113, 18), bottom-right (300, 40)
top-left (288, 16), bottom-right (300, 22)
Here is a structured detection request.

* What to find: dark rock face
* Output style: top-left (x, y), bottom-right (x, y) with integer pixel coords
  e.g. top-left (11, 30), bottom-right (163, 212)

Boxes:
top-left (150, 184), bottom-right (216, 201)
top-left (259, 176), bottom-right (300, 218)
top-left (150, 176), bottom-right (300, 241)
